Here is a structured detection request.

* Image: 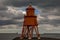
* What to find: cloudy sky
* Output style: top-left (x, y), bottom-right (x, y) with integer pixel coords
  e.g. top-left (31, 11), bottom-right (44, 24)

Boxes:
top-left (0, 0), bottom-right (60, 34)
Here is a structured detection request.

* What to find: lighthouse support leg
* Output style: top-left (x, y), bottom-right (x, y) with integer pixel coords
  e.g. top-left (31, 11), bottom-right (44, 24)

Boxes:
top-left (34, 26), bottom-right (40, 39)
top-left (28, 26), bottom-right (33, 39)
top-left (20, 26), bottom-right (27, 39)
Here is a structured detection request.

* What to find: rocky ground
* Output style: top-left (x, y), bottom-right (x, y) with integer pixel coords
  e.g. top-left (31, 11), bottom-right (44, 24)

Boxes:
top-left (13, 37), bottom-right (60, 40)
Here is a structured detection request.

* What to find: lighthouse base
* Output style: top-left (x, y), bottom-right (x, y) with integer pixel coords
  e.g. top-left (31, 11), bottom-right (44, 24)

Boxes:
top-left (13, 37), bottom-right (40, 40)
top-left (13, 37), bottom-right (60, 40)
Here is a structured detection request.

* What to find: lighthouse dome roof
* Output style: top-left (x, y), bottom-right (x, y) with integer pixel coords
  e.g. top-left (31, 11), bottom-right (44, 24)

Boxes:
top-left (26, 4), bottom-right (35, 10)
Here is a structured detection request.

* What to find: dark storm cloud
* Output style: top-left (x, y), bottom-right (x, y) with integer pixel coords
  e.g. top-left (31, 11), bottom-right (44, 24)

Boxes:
top-left (4, 0), bottom-right (60, 7)
top-left (0, 20), bottom-right (23, 26)
top-left (0, 6), bottom-right (7, 10)
top-left (53, 8), bottom-right (60, 16)
top-left (0, 10), bottom-right (24, 19)
top-left (0, 11), bottom-right (9, 17)
top-left (12, 15), bottom-right (24, 19)
top-left (0, 0), bottom-right (7, 10)
top-left (39, 18), bottom-right (60, 27)
top-left (0, 20), bottom-right (18, 26)
top-left (40, 7), bottom-right (60, 17)
top-left (49, 20), bottom-right (60, 27)
top-left (0, 0), bottom-right (60, 28)
top-left (0, 0), bottom-right (60, 11)
top-left (4, 0), bottom-right (30, 7)
top-left (38, 11), bottom-right (60, 27)
top-left (0, 10), bottom-right (24, 26)
top-left (37, 0), bottom-right (60, 7)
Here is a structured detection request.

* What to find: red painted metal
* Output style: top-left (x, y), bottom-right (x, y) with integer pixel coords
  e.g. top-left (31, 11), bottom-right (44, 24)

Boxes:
top-left (20, 5), bottom-right (40, 39)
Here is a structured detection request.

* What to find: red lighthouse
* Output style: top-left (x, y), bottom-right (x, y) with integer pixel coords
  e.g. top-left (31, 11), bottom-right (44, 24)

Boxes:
top-left (20, 5), bottom-right (40, 39)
